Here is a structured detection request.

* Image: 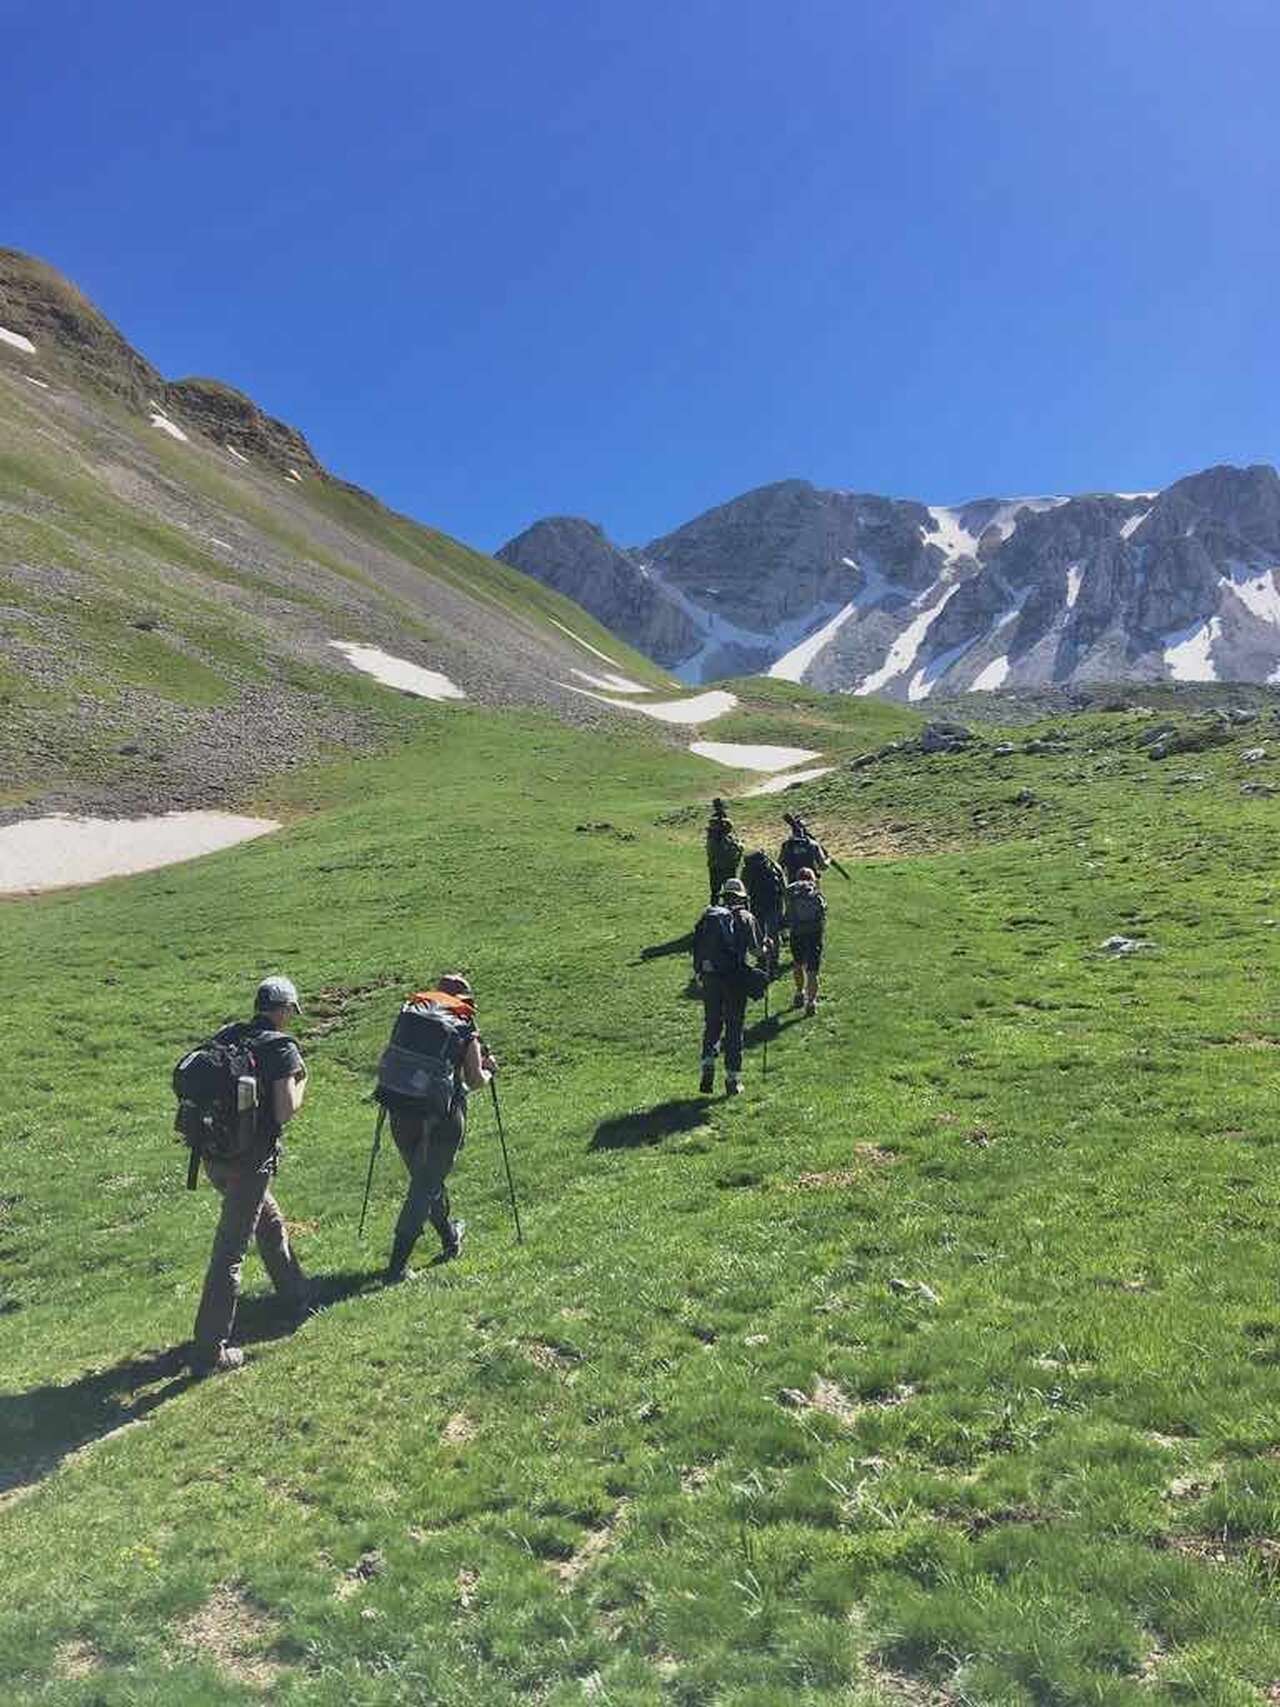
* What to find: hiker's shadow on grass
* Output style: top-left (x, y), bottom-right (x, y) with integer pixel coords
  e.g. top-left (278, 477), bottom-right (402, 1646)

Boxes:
top-left (0, 1272), bottom-right (375, 1502)
top-left (0, 1346), bottom-right (197, 1503)
top-left (234, 1268), bottom-right (376, 1347)
top-left (638, 931), bottom-right (695, 964)
top-left (590, 1099), bottom-right (710, 1151)
top-left (744, 1009), bottom-right (801, 1047)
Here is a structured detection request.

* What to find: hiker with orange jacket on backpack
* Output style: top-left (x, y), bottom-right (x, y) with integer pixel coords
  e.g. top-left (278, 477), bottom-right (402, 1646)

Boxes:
top-left (374, 973), bottom-right (496, 1279)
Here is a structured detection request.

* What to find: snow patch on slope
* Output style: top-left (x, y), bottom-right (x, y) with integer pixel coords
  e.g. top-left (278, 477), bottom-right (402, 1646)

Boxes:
top-left (150, 411), bottom-right (189, 443)
top-left (0, 812), bottom-right (278, 896)
top-left (1120, 510), bottom-right (1150, 540)
top-left (562, 685), bottom-right (737, 724)
top-left (1225, 565), bottom-right (1280, 625)
top-left (1065, 563), bottom-right (1084, 608)
top-left (570, 668), bottom-right (651, 694)
top-left (1164, 617), bottom-right (1221, 682)
top-left (856, 582), bottom-right (959, 696)
top-left (0, 326), bottom-right (36, 354)
top-left (689, 741), bottom-right (820, 772)
top-left (329, 641), bottom-right (465, 700)
top-left (548, 618), bottom-right (625, 669)
top-left (971, 655), bottom-right (1010, 691)
top-left (226, 444), bottom-right (249, 464)
top-left (767, 599), bottom-right (859, 681)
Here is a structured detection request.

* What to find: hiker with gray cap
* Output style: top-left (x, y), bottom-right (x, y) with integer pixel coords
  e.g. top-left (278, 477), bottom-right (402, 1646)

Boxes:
top-left (186, 974), bottom-right (311, 1375)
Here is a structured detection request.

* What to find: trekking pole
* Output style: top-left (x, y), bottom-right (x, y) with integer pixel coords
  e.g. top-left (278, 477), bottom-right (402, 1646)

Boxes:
top-left (489, 1077), bottom-right (524, 1244)
top-left (358, 1108), bottom-right (386, 1240)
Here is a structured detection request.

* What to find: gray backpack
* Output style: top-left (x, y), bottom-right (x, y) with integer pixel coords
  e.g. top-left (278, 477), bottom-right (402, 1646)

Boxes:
top-left (375, 1002), bottom-right (470, 1117)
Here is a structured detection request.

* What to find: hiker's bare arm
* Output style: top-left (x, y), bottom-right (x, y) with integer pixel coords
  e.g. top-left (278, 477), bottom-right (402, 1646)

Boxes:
top-left (273, 1067), bottom-right (307, 1125)
top-left (462, 1037), bottom-right (494, 1090)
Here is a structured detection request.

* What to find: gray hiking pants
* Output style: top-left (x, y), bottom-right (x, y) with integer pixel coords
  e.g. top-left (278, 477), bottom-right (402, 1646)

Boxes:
top-left (191, 1157), bottom-right (307, 1361)
top-left (391, 1106), bottom-right (466, 1252)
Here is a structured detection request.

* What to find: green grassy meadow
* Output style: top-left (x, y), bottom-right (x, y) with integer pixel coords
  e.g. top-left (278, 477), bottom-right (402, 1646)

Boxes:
top-left (4, 693), bottom-right (1280, 1704)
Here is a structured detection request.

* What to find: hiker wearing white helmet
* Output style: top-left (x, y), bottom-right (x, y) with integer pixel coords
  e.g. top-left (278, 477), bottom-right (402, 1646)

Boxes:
top-left (693, 877), bottom-right (761, 1096)
top-left (187, 974), bottom-right (311, 1376)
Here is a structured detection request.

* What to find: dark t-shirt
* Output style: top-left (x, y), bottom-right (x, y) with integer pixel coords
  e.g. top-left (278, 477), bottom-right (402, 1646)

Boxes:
top-left (215, 1016), bottom-right (304, 1143)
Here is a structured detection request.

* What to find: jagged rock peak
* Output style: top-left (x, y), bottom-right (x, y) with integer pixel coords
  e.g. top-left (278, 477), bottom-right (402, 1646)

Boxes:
top-left (500, 464), bottom-right (1280, 697)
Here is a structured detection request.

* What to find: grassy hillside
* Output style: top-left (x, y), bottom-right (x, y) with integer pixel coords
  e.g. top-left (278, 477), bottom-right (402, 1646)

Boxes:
top-left (0, 351), bottom-right (673, 817)
top-left (4, 694), bottom-right (1280, 1703)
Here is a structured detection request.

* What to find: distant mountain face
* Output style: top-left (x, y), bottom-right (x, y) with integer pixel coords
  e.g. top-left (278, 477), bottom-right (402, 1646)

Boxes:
top-left (497, 468), bottom-right (1280, 695)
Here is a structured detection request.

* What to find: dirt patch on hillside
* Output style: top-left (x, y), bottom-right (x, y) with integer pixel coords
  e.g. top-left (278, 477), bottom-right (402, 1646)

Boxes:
top-left (52, 1638), bottom-right (107, 1679)
top-left (177, 1585), bottom-right (286, 1689)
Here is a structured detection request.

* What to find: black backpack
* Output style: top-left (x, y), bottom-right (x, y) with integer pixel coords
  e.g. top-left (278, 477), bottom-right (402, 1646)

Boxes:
top-left (375, 1002), bottom-right (470, 1118)
top-left (743, 851), bottom-right (785, 911)
top-left (781, 834), bottom-right (821, 879)
top-left (173, 1025), bottom-right (273, 1179)
top-left (697, 906), bottom-right (748, 976)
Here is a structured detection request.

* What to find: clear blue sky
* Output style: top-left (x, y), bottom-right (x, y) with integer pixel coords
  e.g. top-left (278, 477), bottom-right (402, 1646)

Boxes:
top-left (5, 0), bottom-right (1278, 551)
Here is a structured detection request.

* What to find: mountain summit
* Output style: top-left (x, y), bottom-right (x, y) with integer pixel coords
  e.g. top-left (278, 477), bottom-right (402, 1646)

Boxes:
top-left (498, 468), bottom-right (1280, 695)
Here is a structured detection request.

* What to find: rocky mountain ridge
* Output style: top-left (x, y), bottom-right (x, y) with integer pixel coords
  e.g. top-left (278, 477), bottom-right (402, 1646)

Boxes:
top-left (498, 465), bottom-right (1280, 696)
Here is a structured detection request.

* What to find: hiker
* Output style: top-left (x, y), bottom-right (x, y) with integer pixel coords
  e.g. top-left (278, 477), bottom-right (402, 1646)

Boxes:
top-left (378, 973), bottom-right (496, 1280)
top-left (693, 877), bottom-right (761, 1096)
top-left (780, 812), bottom-right (831, 884)
top-left (742, 848), bottom-right (787, 977)
top-left (785, 866), bottom-right (828, 1016)
top-left (187, 975), bottom-right (311, 1376)
top-left (705, 800), bottom-right (744, 903)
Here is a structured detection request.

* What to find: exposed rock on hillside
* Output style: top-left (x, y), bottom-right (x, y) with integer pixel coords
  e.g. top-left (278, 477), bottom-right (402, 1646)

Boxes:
top-left (500, 466), bottom-right (1280, 699)
top-left (164, 378), bottom-right (322, 476)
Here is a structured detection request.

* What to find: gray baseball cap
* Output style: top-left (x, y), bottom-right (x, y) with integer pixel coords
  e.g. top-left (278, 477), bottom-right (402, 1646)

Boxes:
top-left (255, 974), bottom-right (302, 1013)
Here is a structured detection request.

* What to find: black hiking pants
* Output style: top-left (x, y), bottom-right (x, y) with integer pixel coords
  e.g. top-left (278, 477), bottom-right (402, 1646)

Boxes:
top-left (390, 1106), bottom-right (465, 1257)
top-left (700, 973), bottom-right (748, 1075)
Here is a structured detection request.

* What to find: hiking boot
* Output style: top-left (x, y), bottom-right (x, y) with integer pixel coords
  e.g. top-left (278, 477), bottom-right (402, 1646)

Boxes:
top-left (441, 1219), bottom-right (466, 1261)
top-left (726, 1075), bottom-right (744, 1096)
top-left (190, 1345), bottom-right (245, 1377)
top-left (792, 992), bottom-right (805, 1010)
top-left (699, 1061), bottom-right (715, 1095)
top-left (804, 1001), bottom-right (818, 1017)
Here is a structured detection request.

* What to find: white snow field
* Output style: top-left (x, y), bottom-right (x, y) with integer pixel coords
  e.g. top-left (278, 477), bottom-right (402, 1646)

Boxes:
top-left (226, 444), bottom-right (250, 464)
top-left (328, 641), bottom-right (466, 700)
top-left (767, 600), bottom-right (860, 682)
top-left (0, 326), bottom-right (37, 354)
top-left (570, 668), bottom-right (651, 694)
top-left (562, 684), bottom-right (738, 724)
top-left (149, 411), bottom-right (189, 443)
top-left (1164, 616), bottom-right (1221, 682)
top-left (856, 583), bottom-right (959, 697)
top-left (688, 741), bottom-right (821, 772)
top-left (1225, 566), bottom-right (1280, 625)
top-left (744, 765), bottom-right (834, 795)
top-left (971, 656), bottom-right (1011, 691)
top-left (0, 813), bottom-right (279, 896)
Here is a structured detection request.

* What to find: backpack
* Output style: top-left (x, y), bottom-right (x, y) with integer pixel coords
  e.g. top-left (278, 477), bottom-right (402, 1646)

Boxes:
top-left (781, 834), bottom-right (821, 879)
top-left (173, 1024), bottom-right (272, 1167)
top-left (743, 851), bottom-right (785, 911)
top-left (697, 905), bottom-right (748, 977)
top-left (375, 1001), bottom-right (471, 1117)
top-left (788, 882), bottom-right (825, 931)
